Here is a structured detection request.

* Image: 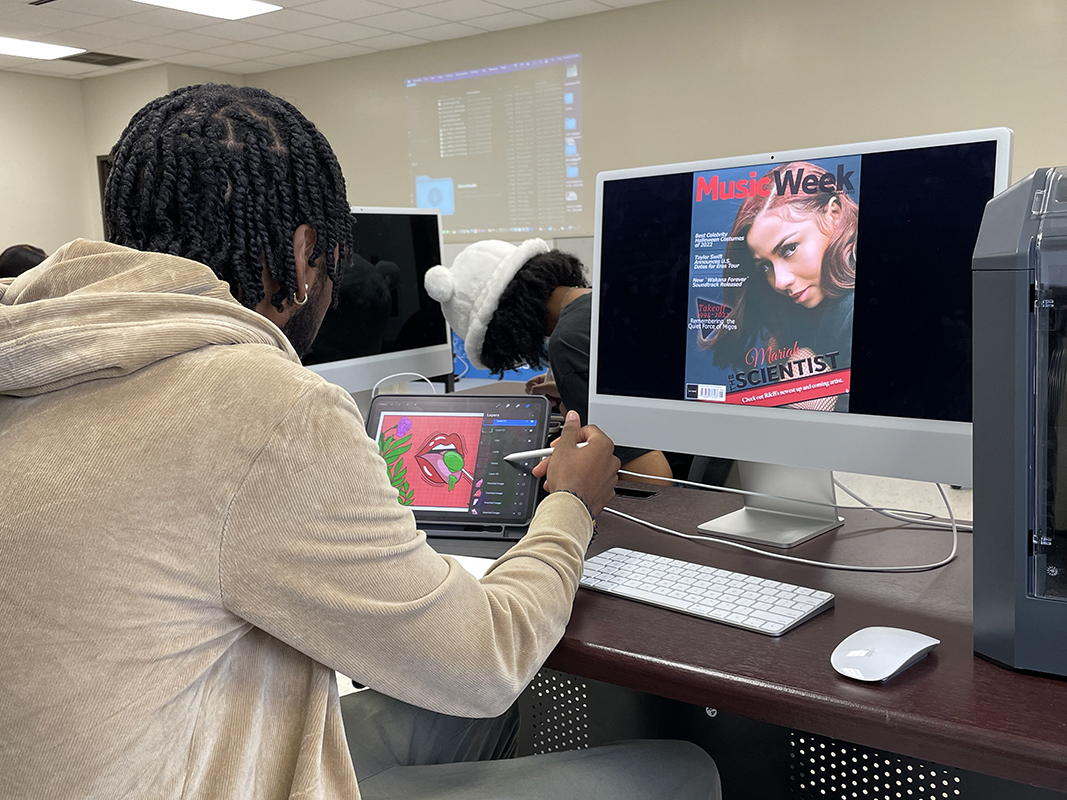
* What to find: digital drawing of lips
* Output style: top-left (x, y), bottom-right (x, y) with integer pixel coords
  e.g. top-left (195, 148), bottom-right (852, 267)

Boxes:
top-left (415, 432), bottom-right (470, 492)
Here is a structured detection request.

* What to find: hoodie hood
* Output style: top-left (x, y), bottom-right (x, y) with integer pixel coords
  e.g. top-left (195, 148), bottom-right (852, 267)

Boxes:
top-left (0, 239), bottom-right (299, 397)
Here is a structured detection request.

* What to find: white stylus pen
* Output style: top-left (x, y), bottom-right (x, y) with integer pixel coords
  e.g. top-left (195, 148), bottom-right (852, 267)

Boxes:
top-left (503, 442), bottom-right (588, 463)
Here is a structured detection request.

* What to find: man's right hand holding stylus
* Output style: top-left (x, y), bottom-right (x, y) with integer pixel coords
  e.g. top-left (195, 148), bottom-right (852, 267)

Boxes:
top-left (531, 410), bottom-right (619, 517)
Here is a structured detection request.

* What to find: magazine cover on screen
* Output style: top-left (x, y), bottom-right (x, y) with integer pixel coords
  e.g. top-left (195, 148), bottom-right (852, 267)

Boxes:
top-left (685, 157), bottom-right (860, 413)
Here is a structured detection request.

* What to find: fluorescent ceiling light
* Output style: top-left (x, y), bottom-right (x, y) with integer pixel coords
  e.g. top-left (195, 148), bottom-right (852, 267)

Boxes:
top-left (0, 36), bottom-right (85, 60)
top-left (129, 0), bottom-right (282, 20)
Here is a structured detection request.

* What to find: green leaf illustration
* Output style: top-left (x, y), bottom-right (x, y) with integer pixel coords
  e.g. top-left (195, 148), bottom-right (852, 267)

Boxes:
top-left (382, 433), bottom-right (411, 457)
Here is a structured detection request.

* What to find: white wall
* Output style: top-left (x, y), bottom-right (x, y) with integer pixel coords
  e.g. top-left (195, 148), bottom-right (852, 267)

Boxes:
top-left (0, 71), bottom-right (93, 253)
top-left (0, 65), bottom-right (243, 252)
top-left (249, 0), bottom-right (1067, 241)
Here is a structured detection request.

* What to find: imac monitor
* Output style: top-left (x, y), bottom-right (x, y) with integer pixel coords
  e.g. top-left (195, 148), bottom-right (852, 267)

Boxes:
top-left (590, 129), bottom-right (1012, 546)
top-left (304, 207), bottom-right (452, 393)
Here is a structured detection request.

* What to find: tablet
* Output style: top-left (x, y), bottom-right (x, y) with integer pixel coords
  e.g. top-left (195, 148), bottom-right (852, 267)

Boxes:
top-left (366, 394), bottom-right (551, 536)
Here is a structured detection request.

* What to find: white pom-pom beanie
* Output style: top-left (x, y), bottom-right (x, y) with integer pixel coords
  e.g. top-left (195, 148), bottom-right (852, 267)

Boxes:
top-left (424, 238), bottom-right (550, 370)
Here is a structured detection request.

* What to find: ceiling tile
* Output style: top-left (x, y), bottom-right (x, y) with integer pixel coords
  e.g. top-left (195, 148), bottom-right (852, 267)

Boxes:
top-left (204, 41), bottom-right (284, 59)
top-left (74, 18), bottom-right (175, 41)
top-left (527, 0), bottom-right (611, 20)
top-left (239, 8), bottom-right (334, 31)
top-left (77, 61), bottom-right (160, 80)
top-left (190, 20), bottom-right (280, 41)
top-left (12, 59), bottom-right (100, 75)
top-left (300, 21), bottom-right (390, 42)
top-left (204, 62), bottom-right (250, 75)
top-left (254, 30), bottom-right (334, 51)
top-left (356, 9), bottom-right (444, 32)
top-left (82, 64), bottom-right (147, 78)
top-left (107, 40), bottom-right (186, 59)
top-left (410, 0), bottom-right (502, 22)
top-left (313, 41), bottom-right (376, 59)
top-left (46, 30), bottom-right (126, 51)
top-left (487, 0), bottom-right (560, 9)
top-left (466, 10), bottom-right (542, 30)
top-left (0, 21), bottom-right (63, 41)
top-left (376, 0), bottom-right (443, 8)
top-left (140, 30), bottom-right (232, 50)
top-left (258, 50), bottom-right (331, 67)
top-left (0, 0), bottom-right (633, 80)
top-left (120, 8), bottom-right (223, 30)
top-left (357, 31), bottom-right (430, 50)
top-left (226, 59), bottom-right (280, 73)
top-left (0, 5), bottom-right (106, 29)
top-left (73, 0), bottom-right (144, 18)
top-left (111, 60), bottom-right (160, 72)
top-left (166, 51), bottom-right (241, 67)
top-left (406, 21), bottom-right (483, 40)
top-left (297, 0), bottom-right (396, 21)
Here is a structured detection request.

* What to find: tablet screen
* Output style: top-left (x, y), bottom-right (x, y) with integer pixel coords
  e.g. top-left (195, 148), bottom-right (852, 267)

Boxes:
top-left (366, 394), bottom-right (550, 528)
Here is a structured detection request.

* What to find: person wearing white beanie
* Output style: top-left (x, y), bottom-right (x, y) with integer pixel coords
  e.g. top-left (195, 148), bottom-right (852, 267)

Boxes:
top-left (425, 239), bottom-right (674, 483)
top-left (424, 238), bottom-right (552, 372)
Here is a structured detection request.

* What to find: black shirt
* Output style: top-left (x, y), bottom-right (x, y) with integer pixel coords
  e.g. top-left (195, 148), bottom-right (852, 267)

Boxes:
top-left (548, 292), bottom-right (649, 465)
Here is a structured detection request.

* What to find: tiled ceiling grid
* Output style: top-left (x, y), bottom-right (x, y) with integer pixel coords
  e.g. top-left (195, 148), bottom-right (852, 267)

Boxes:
top-left (0, 0), bottom-right (660, 79)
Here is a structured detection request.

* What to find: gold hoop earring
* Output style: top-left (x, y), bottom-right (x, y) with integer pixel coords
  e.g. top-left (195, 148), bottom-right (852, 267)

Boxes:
top-left (294, 283), bottom-right (309, 306)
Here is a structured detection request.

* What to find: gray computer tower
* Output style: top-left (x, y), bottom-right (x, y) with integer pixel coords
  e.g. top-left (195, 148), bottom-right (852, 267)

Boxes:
top-left (972, 167), bottom-right (1067, 676)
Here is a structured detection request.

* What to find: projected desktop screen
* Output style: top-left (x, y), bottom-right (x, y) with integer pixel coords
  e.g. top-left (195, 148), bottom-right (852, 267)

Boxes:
top-left (303, 208), bottom-right (449, 376)
top-left (596, 139), bottom-right (1002, 424)
top-left (405, 53), bottom-right (584, 237)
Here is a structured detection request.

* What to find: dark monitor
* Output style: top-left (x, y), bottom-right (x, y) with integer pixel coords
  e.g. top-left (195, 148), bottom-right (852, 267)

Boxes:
top-left (304, 207), bottom-right (452, 393)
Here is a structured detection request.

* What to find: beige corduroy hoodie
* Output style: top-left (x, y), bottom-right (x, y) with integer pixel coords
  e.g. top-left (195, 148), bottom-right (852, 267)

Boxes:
top-left (0, 240), bottom-right (593, 800)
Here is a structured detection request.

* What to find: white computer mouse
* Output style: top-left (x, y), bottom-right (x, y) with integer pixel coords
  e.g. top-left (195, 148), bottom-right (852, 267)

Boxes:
top-left (830, 626), bottom-right (940, 682)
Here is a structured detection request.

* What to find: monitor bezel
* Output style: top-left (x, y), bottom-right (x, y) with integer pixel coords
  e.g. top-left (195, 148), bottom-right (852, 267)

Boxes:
top-left (305, 206), bottom-right (453, 394)
top-left (588, 128), bottom-right (1013, 486)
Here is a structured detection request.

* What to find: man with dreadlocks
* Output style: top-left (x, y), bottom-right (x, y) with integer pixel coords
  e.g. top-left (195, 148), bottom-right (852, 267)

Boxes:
top-left (425, 239), bottom-right (673, 482)
top-left (0, 84), bottom-right (719, 800)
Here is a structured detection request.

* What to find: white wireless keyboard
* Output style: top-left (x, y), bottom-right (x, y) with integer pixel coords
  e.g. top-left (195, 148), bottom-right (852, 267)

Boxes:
top-left (580, 547), bottom-right (834, 636)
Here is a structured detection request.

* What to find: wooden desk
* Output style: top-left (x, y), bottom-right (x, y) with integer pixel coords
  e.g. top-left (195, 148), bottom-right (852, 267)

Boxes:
top-left (546, 484), bottom-right (1067, 793)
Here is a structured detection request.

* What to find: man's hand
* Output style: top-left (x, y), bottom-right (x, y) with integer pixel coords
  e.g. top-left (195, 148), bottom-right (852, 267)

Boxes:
top-left (525, 372), bottom-right (561, 410)
top-left (532, 410), bottom-right (619, 517)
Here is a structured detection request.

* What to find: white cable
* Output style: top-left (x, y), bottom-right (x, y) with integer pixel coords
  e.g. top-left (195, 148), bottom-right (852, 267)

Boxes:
top-left (617, 469), bottom-right (943, 519)
top-left (371, 372), bottom-right (437, 397)
top-left (454, 353), bottom-right (470, 379)
top-left (609, 472), bottom-right (958, 573)
top-left (833, 478), bottom-right (972, 532)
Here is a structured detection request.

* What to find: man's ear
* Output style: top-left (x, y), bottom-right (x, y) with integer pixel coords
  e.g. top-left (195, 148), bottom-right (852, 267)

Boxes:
top-left (292, 224), bottom-right (318, 297)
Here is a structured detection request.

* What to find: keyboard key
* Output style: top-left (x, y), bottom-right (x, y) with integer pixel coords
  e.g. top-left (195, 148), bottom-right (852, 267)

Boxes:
top-left (581, 547), bottom-right (834, 636)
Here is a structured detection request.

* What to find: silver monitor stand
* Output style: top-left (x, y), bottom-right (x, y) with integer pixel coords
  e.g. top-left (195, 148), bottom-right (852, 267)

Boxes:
top-left (697, 461), bottom-right (842, 548)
